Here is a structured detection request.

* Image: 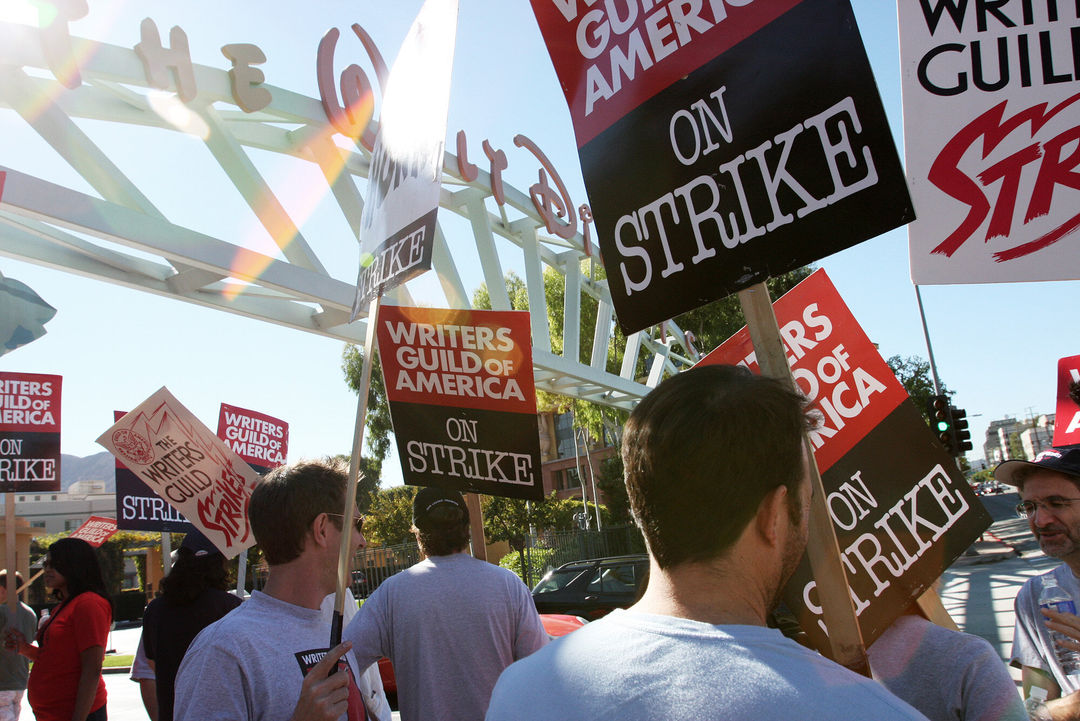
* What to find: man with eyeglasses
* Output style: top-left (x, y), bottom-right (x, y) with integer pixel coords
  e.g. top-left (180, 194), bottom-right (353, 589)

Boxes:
top-left (174, 458), bottom-right (374, 721)
top-left (344, 485), bottom-right (548, 721)
top-left (996, 447), bottom-right (1080, 720)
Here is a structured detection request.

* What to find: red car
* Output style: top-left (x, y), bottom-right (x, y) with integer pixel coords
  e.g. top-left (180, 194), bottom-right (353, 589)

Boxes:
top-left (376, 613), bottom-right (585, 707)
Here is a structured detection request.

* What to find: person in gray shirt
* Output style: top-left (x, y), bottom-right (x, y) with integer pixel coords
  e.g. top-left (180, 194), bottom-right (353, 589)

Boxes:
top-left (174, 458), bottom-right (368, 721)
top-left (0, 570), bottom-right (36, 721)
top-left (486, 365), bottom-right (929, 721)
top-left (345, 486), bottom-right (548, 721)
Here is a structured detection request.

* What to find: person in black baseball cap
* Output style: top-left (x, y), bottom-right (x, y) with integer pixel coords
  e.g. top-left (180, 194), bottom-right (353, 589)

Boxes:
top-left (344, 485), bottom-right (547, 721)
top-left (997, 447), bottom-right (1080, 712)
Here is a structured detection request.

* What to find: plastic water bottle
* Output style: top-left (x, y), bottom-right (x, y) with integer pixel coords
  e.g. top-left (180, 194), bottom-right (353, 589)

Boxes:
top-left (1039, 575), bottom-right (1080, 675)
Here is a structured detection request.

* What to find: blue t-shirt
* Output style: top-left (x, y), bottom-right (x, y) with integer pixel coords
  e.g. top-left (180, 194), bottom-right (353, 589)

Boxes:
top-left (486, 609), bottom-right (929, 721)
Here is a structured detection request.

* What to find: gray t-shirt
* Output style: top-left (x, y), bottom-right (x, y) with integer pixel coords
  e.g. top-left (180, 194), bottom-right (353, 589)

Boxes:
top-left (1011, 563), bottom-right (1080, 693)
top-left (0, 601), bottom-right (36, 691)
top-left (869, 614), bottom-right (1026, 721)
top-left (485, 609), bottom-right (930, 721)
top-left (345, 552), bottom-right (548, 721)
top-left (174, 591), bottom-right (370, 721)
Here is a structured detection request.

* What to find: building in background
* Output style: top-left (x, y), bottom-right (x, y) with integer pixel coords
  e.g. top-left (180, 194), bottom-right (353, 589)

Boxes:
top-left (4, 480), bottom-right (113, 535)
top-left (538, 411), bottom-right (616, 511)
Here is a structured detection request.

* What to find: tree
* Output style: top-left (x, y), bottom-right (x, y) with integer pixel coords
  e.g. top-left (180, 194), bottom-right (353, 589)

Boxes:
top-left (594, 456), bottom-right (631, 524)
top-left (363, 485), bottom-right (417, 546)
top-left (482, 494), bottom-right (553, 554)
top-left (886, 355), bottom-right (949, 424)
top-left (1008, 431), bottom-right (1027, 461)
top-left (331, 453), bottom-right (382, 513)
top-left (341, 345), bottom-right (393, 463)
top-left (672, 266), bottom-right (814, 356)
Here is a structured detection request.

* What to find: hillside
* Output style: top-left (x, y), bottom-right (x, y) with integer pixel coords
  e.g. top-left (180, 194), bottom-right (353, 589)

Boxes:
top-left (59, 452), bottom-right (115, 493)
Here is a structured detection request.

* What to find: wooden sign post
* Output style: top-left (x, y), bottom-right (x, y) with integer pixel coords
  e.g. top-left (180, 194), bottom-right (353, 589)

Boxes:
top-left (738, 282), bottom-right (869, 674)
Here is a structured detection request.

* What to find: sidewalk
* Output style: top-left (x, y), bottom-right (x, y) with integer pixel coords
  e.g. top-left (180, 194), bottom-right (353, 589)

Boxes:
top-left (939, 516), bottom-right (1057, 682)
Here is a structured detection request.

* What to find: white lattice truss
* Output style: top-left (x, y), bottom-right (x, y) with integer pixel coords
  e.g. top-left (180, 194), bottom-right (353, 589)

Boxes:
top-left (0, 22), bottom-right (698, 411)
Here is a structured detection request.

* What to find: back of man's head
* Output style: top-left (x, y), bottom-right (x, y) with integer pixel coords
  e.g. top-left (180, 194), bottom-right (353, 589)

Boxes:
top-left (251, 458), bottom-right (348, 565)
top-left (622, 364), bottom-right (812, 569)
top-left (412, 486), bottom-right (470, 557)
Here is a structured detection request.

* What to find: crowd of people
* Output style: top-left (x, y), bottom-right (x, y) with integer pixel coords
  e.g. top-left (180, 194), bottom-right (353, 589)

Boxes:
top-left (2, 365), bottom-right (1080, 720)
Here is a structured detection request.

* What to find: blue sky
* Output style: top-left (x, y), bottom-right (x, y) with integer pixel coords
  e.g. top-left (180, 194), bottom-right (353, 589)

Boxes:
top-left (0, 0), bottom-right (1075, 485)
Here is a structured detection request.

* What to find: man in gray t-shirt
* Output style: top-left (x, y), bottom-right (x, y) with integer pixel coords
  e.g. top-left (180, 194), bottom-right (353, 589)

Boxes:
top-left (174, 459), bottom-right (369, 721)
top-left (486, 366), bottom-right (928, 721)
top-left (0, 571), bottom-right (36, 721)
top-left (345, 486), bottom-right (547, 721)
top-left (996, 447), bottom-right (1080, 720)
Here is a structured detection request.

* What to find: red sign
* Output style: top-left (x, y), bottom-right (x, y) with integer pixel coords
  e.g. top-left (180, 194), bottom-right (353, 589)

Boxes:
top-left (217, 404), bottom-right (288, 474)
top-left (378, 305), bottom-right (536, 414)
top-left (0, 371), bottom-right (62, 492)
top-left (69, 516), bottom-right (118, 547)
top-left (698, 269), bottom-right (989, 648)
top-left (699, 270), bottom-right (908, 474)
top-left (1054, 355), bottom-right (1080, 448)
top-left (530, 0), bottom-right (800, 148)
top-left (377, 305), bottom-right (543, 501)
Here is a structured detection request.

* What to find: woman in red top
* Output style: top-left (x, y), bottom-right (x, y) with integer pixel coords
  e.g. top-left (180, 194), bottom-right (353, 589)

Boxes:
top-left (6, 538), bottom-right (111, 721)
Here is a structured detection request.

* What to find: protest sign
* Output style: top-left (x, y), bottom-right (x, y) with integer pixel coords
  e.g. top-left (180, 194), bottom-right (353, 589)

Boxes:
top-left (217, 403), bottom-right (288, 474)
top-left (900, 2), bottom-right (1080, 284)
top-left (97, 388), bottom-right (260, 558)
top-left (114, 410), bottom-right (192, 532)
top-left (698, 269), bottom-right (990, 647)
top-left (0, 371), bottom-right (61, 492)
top-left (530, 0), bottom-right (913, 333)
top-left (69, 516), bottom-right (118, 548)
top-left (1054, 355), bottom-right (1080, 448)
top-left (351, 0), bottom-right (459, 315)
top-left (377, 304), bottom-right (544, 500)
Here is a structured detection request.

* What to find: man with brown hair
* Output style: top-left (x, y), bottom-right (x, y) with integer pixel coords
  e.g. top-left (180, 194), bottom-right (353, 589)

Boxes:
top-left (0, 570), bottom-right (36, 721)
top-left (174, 458), bottom-right (369, 721)
top-left (345, 486), bottom-right (547, 721)
top-left (486, 365), bottom-right (928, 721)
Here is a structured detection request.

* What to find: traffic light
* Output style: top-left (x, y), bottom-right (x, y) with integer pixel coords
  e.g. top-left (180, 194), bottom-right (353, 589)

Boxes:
top-left (951, 406), bottom-right (973, 453)
top-left (926, 395), bottom-right (956, 454)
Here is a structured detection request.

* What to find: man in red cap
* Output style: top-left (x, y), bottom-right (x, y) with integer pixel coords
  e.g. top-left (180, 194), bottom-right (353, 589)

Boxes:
top-left (997, 447), bottom-right (1080, 720)
top-left (344, 485), bottom-right (547, 721)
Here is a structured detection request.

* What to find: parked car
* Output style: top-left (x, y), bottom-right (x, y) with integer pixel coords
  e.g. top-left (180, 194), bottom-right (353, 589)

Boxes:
top-left (531, 555), bottom-right (649, 620)
top-left (376, 613), bottom-right (585, 709)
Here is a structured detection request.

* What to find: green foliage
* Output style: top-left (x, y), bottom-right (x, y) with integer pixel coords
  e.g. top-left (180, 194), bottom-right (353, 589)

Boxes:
top-left (330, 453), bottom-right (383, 513)
top-left (594, 455), bottom-right (630, 524)
top-left (886, 355), bottom-right (949, 424)
top-left (341, 345), bottom-right (393, 463)
top-left (482, 494), bottom-right (552, 552)
top-left (672, 266), bottom-right (814, 356)
top-left (498, 547), bottom-right (556, 584)
top-left (1008, 431), bottom-right (1027, 460)
top-left (365, 485), bottom-right (418, 546)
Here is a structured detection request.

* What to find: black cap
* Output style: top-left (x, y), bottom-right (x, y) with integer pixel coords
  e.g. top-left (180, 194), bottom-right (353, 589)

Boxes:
top-left (180, 528), bottom-right (222, 557)
top-left (412, 486), bottom-right (468, 528)
top-left (994, 447), bottom-right (1080, 486)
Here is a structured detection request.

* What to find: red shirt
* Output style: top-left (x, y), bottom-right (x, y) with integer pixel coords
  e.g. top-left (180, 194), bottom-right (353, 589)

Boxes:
top-left (27, 592), bottom-right (110, 721)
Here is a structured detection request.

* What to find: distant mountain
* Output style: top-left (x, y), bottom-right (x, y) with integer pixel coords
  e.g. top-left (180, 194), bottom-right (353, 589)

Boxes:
top-left (60, 452), bottom-right (115, 493)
